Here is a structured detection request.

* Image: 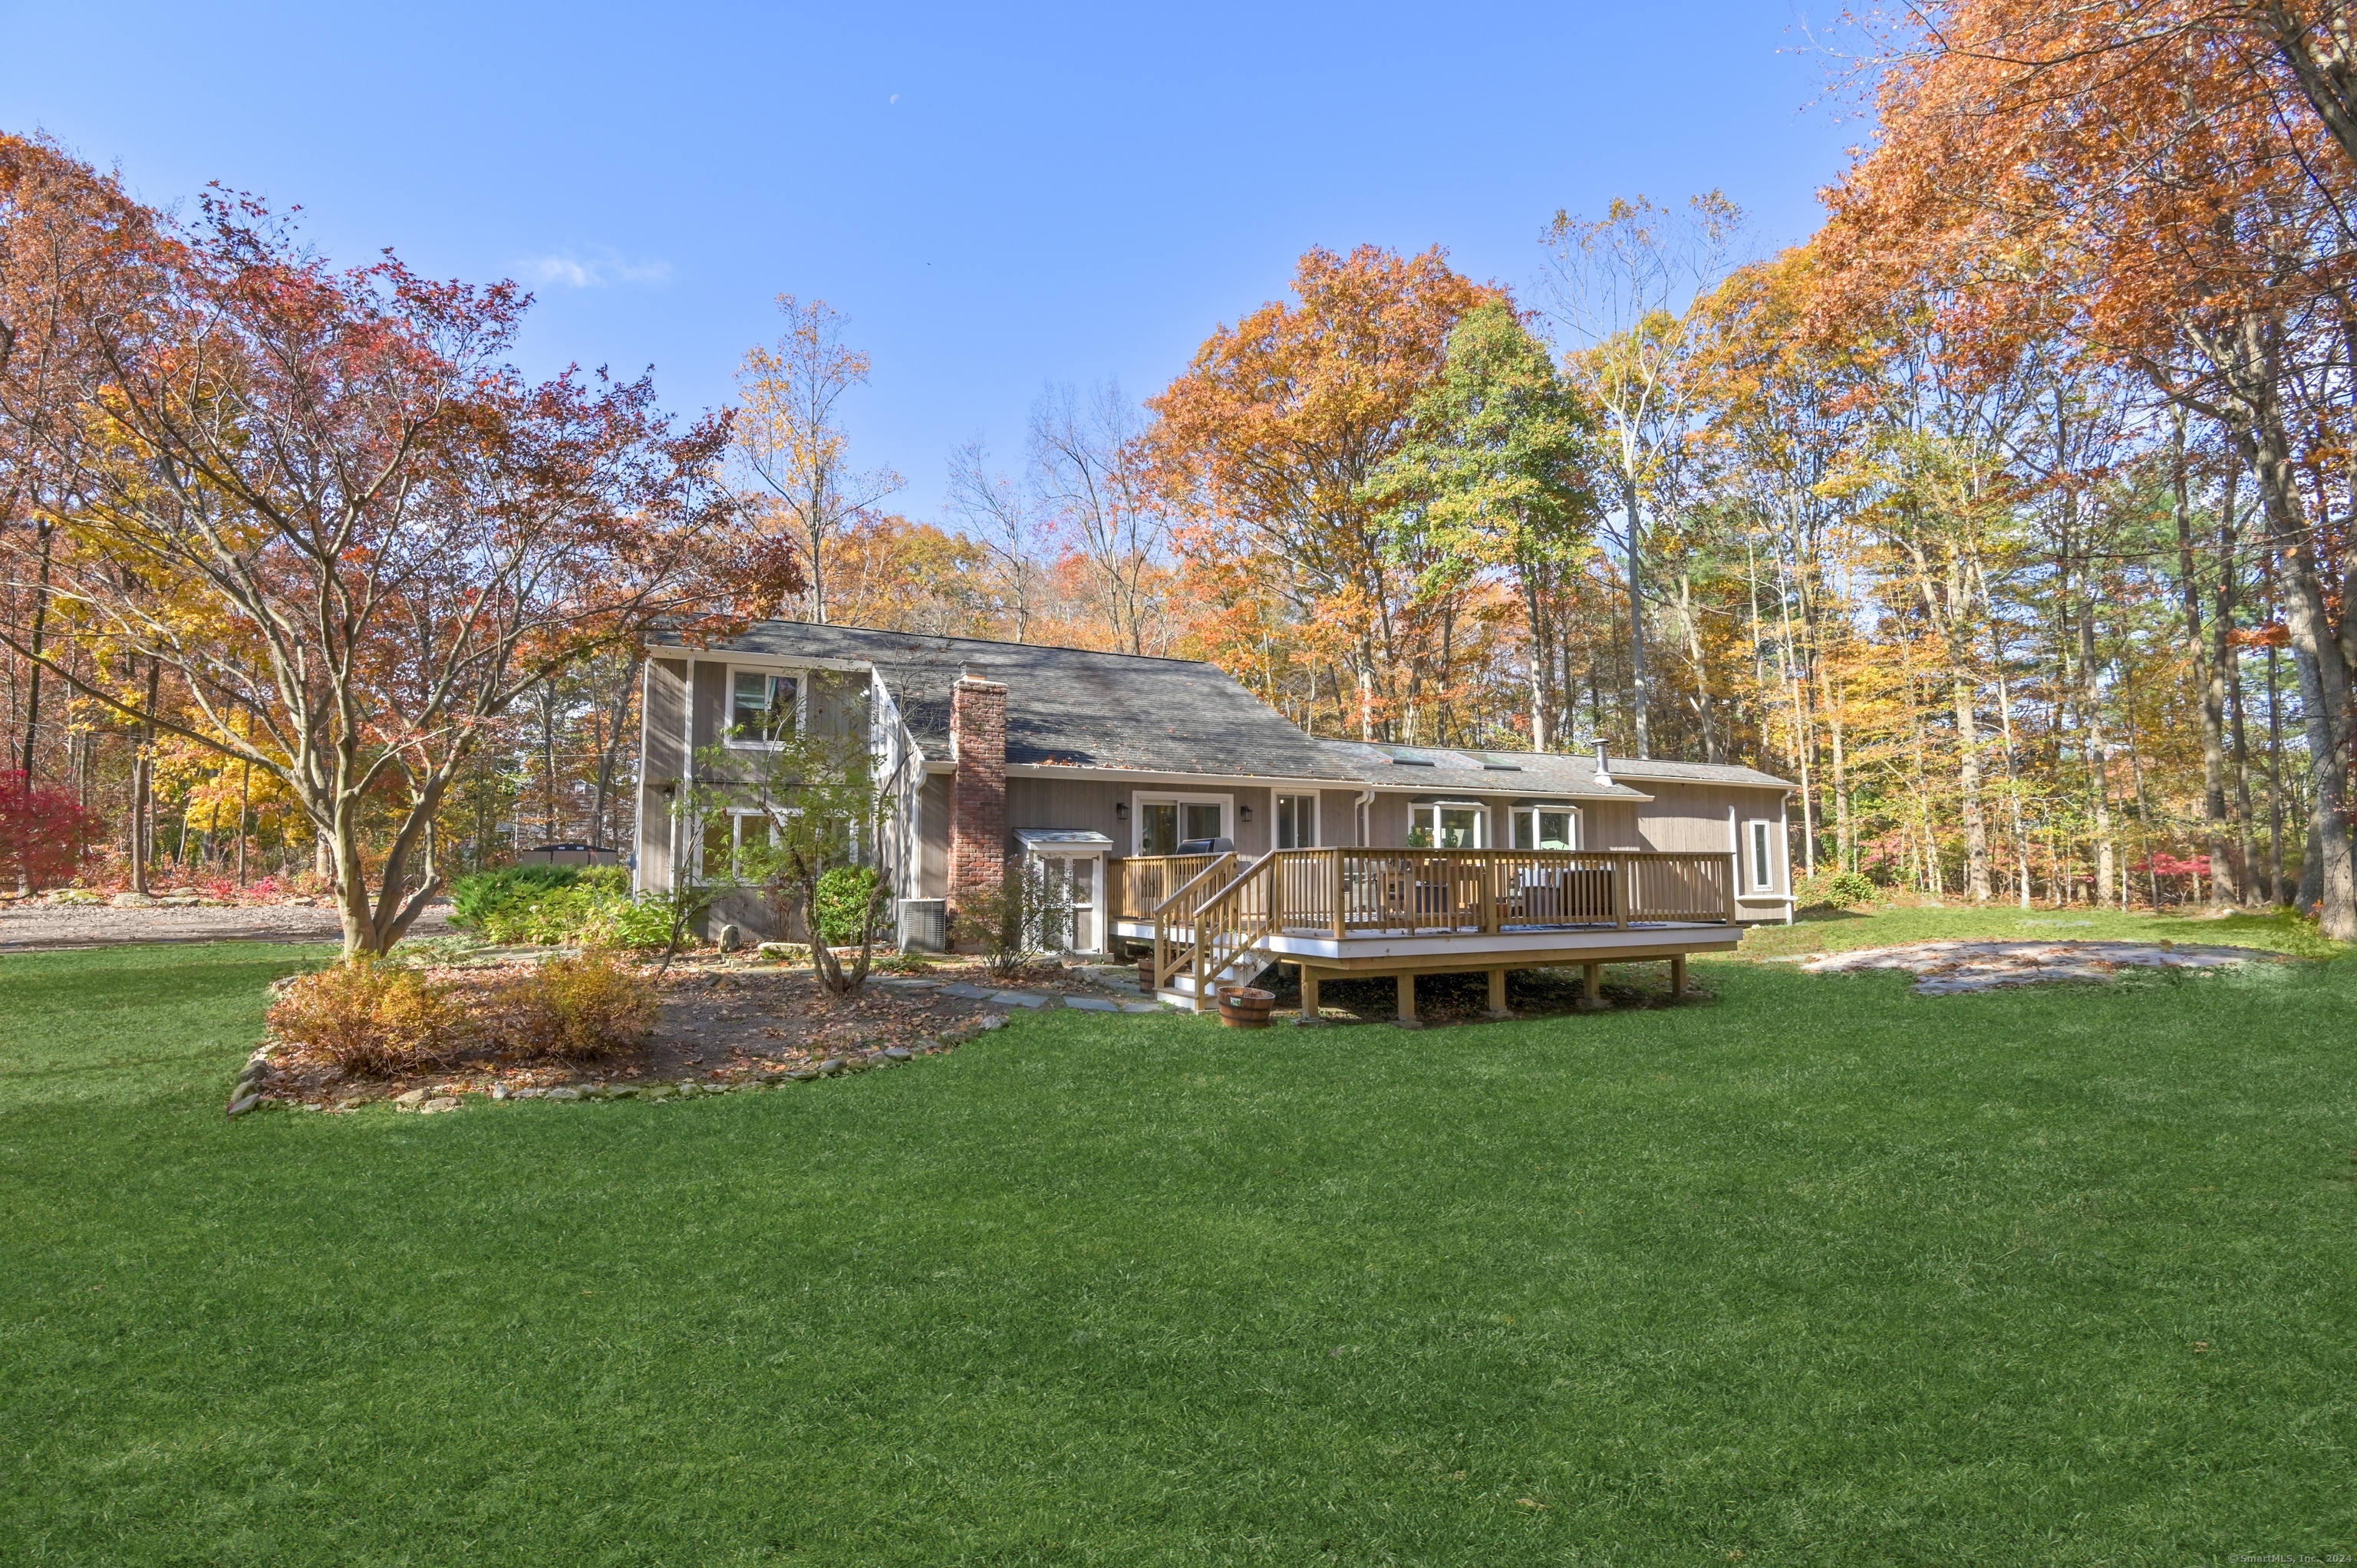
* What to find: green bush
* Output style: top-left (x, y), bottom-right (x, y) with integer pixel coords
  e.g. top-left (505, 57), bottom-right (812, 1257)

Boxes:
top-left (611, 895), bottom-right (684, 951)
top-left (455, 866), bottom-right (635, 946)
top-left (450, 865), bottom-right (581, 929)
top-left (1798, 869), bottom-right (1879, 909)
top-left (813, 865), bottom-right (881, 944)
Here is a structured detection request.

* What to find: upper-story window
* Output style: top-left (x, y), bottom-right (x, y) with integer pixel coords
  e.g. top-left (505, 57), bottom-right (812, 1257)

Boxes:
top-left (728, 669), bottom-right (799, 747)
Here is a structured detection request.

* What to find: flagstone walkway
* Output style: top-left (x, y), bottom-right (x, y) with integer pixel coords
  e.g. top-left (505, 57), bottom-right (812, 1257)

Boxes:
top-left (1798, 939), bottom-right (2263, 994)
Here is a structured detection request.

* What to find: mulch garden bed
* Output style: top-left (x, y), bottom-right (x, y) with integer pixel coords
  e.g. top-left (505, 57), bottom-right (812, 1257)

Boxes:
top-left (249, 953), bottom-right (1154, 1115)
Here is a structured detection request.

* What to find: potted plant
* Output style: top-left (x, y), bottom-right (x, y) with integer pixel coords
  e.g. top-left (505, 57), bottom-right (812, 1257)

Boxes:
top-left (1215, 984), bottom-right (1276, 1028)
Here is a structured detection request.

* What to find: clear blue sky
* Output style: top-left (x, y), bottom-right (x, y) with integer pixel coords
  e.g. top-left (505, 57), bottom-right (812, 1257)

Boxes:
top-left (3, 2), bottom-right (1858, 518)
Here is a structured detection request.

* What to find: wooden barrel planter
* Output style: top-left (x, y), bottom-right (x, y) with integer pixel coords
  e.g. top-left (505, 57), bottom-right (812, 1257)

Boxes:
top-left (1215, 986), bottom-right (1277, 1029)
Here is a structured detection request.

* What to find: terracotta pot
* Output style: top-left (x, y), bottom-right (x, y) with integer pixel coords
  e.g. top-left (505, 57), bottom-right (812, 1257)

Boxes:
top-left (1215, 985), bottom-right (1277, 1029)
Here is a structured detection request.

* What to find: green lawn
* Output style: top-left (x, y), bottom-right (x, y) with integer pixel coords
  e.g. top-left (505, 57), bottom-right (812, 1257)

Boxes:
top-left (2, 930), bottom-right (2351, 1564)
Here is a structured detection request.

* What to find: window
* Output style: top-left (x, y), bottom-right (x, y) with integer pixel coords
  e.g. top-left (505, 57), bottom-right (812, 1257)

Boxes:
top-left (1408, 802), bottom-right (1485, 848)
top-left (1275, 793), bottom-right (1318, 848)
top-left (1132, 793), bottom-right (1231, 855)
top-left (1750, 819), bottom-right (1775, 891)
top-left (727, 668), bottom-right (799, 747)
top-left (701, 809), bottom-right (776, 881)
top-left (1512, 805), bottom-right (1578, 851)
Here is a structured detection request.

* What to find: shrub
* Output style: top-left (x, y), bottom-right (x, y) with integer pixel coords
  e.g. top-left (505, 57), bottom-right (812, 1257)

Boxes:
top-left (451, 865), bottom-right (579, 926)
top-left (496, 949), bottom-right (658, 1059)
top-left (266, 957), bottom-right (458, 1075)
top-left (1798, 869), bottom-right (1878, 909)
top-left (456, 866), bottom-right (634, 945)
top-left (612, 894), bottom-right (686, 950)
top-left (813, 865), bottom-right (881, 944)
top-left (0, 769), bottom-right (102, 890)
top-left (952, 861), bottom-right (1058, 977)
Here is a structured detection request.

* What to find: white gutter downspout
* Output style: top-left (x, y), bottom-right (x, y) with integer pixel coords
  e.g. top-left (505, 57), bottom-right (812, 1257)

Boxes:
top-left (1355, 787), bottom-right (1375, 847)
top-left (679, 655), bottom-right (695, 888)
top-left (1729, 802), bottom-right (1739, 922)
top-left (1778, 790), bottom-right (1792, 924)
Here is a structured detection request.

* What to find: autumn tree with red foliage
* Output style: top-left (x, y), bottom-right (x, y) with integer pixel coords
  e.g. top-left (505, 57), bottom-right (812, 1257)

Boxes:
top-left (1149, 245), bottom-right (1497, 741)
top-left (1822, 0), bottom-right (2357, 932)
top-left (0, 156), bottom-right (797, 954)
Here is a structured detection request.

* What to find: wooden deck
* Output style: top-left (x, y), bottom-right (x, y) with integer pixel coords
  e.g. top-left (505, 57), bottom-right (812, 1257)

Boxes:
top-left (1112, 848), bottom-right (1743, 1018)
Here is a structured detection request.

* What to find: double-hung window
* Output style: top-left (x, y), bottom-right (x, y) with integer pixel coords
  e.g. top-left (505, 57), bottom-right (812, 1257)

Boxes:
top-left (728, 669), bottom-right (799, 747)
top-left (1408, 802), bottom-right (1485, 848)
top-left (1511, 805), bottom-right (1578, 851)
top-left (702, 809), bottom-right (777, 881)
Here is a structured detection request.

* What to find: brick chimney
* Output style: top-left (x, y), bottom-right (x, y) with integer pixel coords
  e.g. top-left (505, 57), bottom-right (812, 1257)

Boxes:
top-left (948, 664), bottom-right (1008, 935)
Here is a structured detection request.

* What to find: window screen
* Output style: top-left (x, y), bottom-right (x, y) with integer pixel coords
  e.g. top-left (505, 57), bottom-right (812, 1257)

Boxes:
top-left (730, 670), bottom-right (798, 744)
top-left (1751, 820), bottom-right (1774, 889)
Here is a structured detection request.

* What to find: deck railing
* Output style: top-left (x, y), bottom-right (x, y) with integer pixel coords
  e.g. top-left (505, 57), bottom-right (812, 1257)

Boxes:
top-left (1119, 853), bottom-right (1223, 922)
top-left (1131, 847), bottom-right (1736, 1012)
top-left (1147, 852), bottom-right (1235, 994)
top-left (1118, 848), bottom-right (1739, 934)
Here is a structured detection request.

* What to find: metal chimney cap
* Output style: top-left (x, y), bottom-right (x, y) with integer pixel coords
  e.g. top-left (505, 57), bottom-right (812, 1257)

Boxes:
top-left (958, 662), bottom-right (987, 684)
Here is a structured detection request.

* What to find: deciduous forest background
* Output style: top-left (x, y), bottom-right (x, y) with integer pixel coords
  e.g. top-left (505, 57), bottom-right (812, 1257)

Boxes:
top-left (8, 0), bottom-right (2356, 936)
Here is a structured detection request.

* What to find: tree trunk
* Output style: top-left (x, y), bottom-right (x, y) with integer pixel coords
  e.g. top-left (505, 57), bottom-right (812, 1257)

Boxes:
top-left (1620, 469), bottom-right (1650, 757)
top-left (1955, 669), bottom-right (1990, 904)
top-left (2294, 644), bottom-right (2332, 914)
top-left (17, 519), bottom-right (53, 779)
top-left (236, 758), bottom-right (250, 888)
top-left (2267, 642), bottom-right (2286, 902)
top-left (2079, 598), bottom-right (2114, 906)
top-left (2173, 413), bottom-right (2232, 905)
top-left (130, 658), bottom-right (160, 896)
top-left (2203, 314), bottom-right (2355, 937)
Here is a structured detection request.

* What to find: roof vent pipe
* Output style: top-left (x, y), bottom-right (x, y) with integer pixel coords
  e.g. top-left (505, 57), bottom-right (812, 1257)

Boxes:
top-left (1594, 740), bottom-right (1612, 788)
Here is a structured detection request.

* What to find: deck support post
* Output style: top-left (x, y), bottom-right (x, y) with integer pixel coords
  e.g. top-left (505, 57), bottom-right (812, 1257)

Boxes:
top-left (1298, 967), bottom-right (1322, 1024)
top-left (1577, 961), bottom-right (1607, 1013)
top-left (1485, 967), bottom-right (1511, 1020)
top-left (1395, 972), bottom-right (1420, 1027)
top-left (1670, 954), bottom-right (1688, 1000)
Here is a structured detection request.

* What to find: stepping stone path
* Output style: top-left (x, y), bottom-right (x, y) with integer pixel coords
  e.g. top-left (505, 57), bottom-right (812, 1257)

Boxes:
top-left (991, 991), bottom-right (1052, 1008)
top-left (1800, 939), bottom-right (2261, 995)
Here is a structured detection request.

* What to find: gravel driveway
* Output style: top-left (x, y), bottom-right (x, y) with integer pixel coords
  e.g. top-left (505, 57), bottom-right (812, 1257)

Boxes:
top-left (0, 901), bottom-right (455, 952)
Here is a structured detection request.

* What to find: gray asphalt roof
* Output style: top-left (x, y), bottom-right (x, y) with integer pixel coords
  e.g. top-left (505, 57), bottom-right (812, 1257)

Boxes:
top-left (677, 622), bottom-right (1363, 780)
top-left (660, 622), bottom-right (1793, 792)
top-left (1315, 740), bottom-right (1656, 800)
top-left (1602, 756), bottom-right (1794, 789)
